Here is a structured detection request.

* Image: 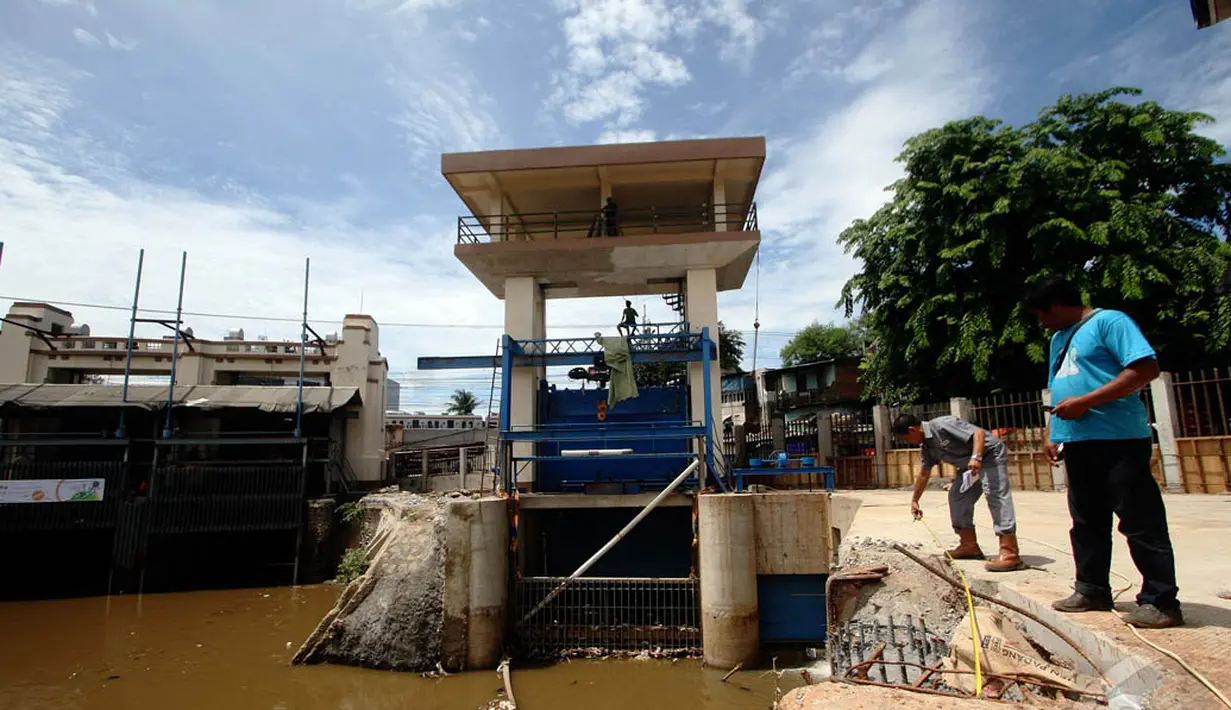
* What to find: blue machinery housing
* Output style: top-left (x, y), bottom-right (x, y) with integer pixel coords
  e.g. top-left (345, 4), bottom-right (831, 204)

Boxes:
top-left (419, 325), bottom-right (729, 493)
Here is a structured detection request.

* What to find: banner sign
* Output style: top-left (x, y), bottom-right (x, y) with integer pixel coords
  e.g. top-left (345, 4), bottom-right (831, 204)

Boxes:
top-left (0, 478), bottom-right (105, 503)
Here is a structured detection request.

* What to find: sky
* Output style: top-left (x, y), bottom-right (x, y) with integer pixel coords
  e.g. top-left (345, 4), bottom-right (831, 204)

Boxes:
top-left (2, 0), bottom-right (1230, 413)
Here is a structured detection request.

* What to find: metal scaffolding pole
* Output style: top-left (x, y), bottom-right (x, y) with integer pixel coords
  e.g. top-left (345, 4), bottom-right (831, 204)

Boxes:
top-left (162, 252), bottom-right (188, 438)
top-left (295, 258), bottom-right (309, 438)
top-left (117, 249), bottom-right (145, 439)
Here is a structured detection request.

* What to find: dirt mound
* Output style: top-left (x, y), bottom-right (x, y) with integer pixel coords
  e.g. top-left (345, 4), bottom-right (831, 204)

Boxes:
top-left (294, 494), bottom-right (448, 671)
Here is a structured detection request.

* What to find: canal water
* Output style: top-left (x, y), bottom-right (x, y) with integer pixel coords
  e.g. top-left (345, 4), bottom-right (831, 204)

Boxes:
top-left (0, 585), bottom-right (797, 710)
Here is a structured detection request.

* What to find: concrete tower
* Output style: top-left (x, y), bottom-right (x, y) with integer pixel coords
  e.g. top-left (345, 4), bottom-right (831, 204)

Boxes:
top-left (438, 137), bottom-right (765, 486)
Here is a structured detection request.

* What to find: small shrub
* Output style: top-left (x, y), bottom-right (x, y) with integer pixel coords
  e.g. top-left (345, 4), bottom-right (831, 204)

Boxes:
top-left (336, 501), bottom-right (364, 524)
top-left (335, 547), bottom-right (368, 584)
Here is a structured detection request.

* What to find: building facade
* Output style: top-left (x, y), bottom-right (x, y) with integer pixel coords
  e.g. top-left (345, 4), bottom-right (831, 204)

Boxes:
top-left (0, 301), bottom-right (389, 482)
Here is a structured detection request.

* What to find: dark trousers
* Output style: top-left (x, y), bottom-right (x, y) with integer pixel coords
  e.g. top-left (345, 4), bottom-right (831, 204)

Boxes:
top-left (1063, 438), bottom-right (1179, 609)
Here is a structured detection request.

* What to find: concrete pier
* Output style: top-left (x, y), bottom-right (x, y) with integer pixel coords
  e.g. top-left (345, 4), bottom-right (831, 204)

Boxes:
top-left (699, 493), bottom-right (759, 669)
top-left (441, 497), bottom-right (509, 670)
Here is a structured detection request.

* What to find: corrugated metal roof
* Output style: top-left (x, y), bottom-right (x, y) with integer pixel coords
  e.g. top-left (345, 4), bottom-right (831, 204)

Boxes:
top-left (0, 384), bottom-right (360, 413)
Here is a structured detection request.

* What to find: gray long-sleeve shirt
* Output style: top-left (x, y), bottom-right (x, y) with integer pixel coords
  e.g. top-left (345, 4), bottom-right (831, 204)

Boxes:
top-left (920, 416), bottom-right (1005, 469)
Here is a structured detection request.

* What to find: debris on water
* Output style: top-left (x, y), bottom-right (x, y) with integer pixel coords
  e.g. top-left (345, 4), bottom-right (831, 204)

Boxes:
top-left (552, 646), bottom-right (701, 661)
top-left (106, 675), bottom-right (120, 680)
top-left (420, 662), bottom-right (454, 679)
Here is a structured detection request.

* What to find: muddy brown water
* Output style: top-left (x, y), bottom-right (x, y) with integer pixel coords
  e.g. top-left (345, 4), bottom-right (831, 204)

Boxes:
top-left (0, 585), bottom-right (797, 710)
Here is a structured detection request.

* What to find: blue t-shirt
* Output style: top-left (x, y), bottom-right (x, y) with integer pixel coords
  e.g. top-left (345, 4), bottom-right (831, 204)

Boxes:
top-left (1047, 309), bottom-right (1155, 443)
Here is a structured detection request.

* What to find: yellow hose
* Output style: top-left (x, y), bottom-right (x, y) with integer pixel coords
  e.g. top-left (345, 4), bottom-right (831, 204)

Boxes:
top-left (917, 514), bottom-right (983, 696)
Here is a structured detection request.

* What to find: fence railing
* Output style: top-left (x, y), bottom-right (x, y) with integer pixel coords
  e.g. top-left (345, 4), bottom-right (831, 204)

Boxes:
top-left (457, 201), bottom-right (758, 243)
top-left (1173, 368), bottom-right (1231, 438)
top-left (970, 391), bottom-right (1048, 453)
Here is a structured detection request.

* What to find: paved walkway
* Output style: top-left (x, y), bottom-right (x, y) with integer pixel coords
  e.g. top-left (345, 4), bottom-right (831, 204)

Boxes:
top-left (838, 489), bottom-right (1231, 709)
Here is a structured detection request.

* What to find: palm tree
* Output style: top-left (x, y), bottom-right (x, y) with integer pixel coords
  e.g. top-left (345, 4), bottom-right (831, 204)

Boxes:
top-left (445, 389), bottom-right (481, 416)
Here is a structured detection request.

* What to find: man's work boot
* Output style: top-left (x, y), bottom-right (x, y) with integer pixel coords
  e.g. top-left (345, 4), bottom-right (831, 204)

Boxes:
top-left (1052, 591), bottom-right (1114, 613)
top-left (985, 534), bottom-right (1025, 572)
top-left (1124, 603), bottom-right (1184, 629)
top-left (947, 528), bottom-right (984, 560)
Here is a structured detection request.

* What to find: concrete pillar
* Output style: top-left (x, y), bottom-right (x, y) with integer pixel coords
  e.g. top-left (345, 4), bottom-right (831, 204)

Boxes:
top-left (1149, 374), bottom-right (1184, 492)
top-left (458, 447), bottom-right (469, 490)
top-left (712, 179), bottom-right (727, 232)
top-left (733, 424), bottom-right (747, 467)
top-left (505, 277), bottom-right (545, 489)
top-left (950, 397), bottom-right (974, 422)
top-left (817, 413), bottom-right (834, 467)
top-left (699, 494), bottom-right (758, 669)
top-left (1042, 389), bottom-right (1067, 490)
top-left (872, 404), bottom-right (891, 488)
top-left (685, 269), bottom-right (721, 472)
top-left (467, 497), bottom-right (508, 669)
top-left (770, 415), bottom-right (786, 453)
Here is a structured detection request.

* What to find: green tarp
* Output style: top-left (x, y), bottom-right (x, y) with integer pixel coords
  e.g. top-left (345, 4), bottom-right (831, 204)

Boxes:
top-left (601, 337), bottom-right (639, 407)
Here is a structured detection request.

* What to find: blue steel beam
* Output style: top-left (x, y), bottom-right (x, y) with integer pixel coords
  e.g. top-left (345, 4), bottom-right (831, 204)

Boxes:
top-left (418, 349), bottom-right (708, 370)
top-left (501, 425), bottom-right (706, 442)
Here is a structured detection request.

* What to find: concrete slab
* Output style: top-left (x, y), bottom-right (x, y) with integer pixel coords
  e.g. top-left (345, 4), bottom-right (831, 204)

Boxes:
top-left (840, 489), bottom-right (1231, 710)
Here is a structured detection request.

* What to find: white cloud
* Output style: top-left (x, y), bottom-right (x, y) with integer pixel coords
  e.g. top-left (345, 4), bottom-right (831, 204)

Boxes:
top-left (548, 0), bottom-right (768, 130)
top-left (72, 28), bottom-right (101, 48)
top-left (106, 33), bottom-right (137, 52)
top-left (388, 73), bottom-right (502, 166)
top-left (596, 128), bottom-right (657, 144)
top-left (37, 0), bottom-right (97, 16)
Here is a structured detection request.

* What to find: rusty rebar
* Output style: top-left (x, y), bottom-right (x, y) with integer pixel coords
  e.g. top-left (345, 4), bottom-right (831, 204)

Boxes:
top-left (844, 658), bottom-right (1108, 701)
top-left (891, 543), bottom-right (1108, 682)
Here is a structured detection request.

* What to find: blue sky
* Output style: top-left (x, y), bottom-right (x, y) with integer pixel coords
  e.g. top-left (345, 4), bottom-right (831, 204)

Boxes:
top-left (1, 0), bottom-right (1229, 412)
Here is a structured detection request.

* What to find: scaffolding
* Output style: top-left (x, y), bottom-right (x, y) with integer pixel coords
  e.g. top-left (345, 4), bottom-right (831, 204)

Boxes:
top-left (0, 245), bottom-right (343, 591)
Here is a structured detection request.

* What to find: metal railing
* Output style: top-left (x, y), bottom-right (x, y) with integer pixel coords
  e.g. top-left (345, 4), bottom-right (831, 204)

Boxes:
top-left (1173, 368), bottom-right (1231, 438)
top-left (970, 391), bottom-right (1047, 453)
top-left (514, 576), bottom-right (700, 657)
top-left (457, 201), bottom-right (758, 244)
top-left (148, 463), bottom-right (304, 533)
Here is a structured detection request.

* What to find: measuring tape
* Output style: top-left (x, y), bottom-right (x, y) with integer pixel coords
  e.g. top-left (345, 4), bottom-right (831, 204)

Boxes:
top-left (916, 514), bottom-right (984, 696)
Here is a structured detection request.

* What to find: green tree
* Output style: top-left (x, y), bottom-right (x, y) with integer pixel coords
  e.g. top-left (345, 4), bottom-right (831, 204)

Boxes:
top-left (445, 389), bottom-right (481, 415)
top-left (779, 320), bottom-right (867, 367)
top-left (636, 321), bottom-right (745, 386)
top-left (719, 321), bottom-right (746, 373)
top-left (839, 88), bottom-right (1231, 402)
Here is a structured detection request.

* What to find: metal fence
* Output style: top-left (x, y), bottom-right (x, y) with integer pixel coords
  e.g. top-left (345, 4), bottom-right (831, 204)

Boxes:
top-left (785, 415), bottom-right (819, 456)
top-left (888, 401), bottom-right (951, 426)
top-left (514, 577), bottom-right (701, 657)
top-left (148, 464), bottom-right (304, 533)
top-left (969, 391), bottom-right (1047, 453)
top-left (832, 407), bottom-right (877, 488)
top-left (1173, 368), bottom-right (1231, 438)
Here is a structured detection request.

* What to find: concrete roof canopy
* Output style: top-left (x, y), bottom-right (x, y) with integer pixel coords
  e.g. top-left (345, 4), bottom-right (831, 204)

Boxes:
top-left (442, 137), bottom-right (766, 300)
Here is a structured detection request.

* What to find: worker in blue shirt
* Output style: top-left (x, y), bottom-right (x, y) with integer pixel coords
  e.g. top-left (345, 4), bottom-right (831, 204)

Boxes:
top-left (1025, 277), bottom-right (1181, 629)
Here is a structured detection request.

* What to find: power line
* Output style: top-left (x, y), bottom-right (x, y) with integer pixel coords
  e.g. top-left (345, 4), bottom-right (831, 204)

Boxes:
top-left (0, 294), bottom-right (805, 336)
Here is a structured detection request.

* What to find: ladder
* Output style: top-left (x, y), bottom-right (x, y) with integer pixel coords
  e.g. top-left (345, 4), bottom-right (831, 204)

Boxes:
top-left (483, 338), bottom-right (502, 492)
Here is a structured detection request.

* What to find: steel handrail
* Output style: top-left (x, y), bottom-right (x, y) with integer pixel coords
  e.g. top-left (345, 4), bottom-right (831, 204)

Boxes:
top-left (457, 201), bottom-right (758, 243)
